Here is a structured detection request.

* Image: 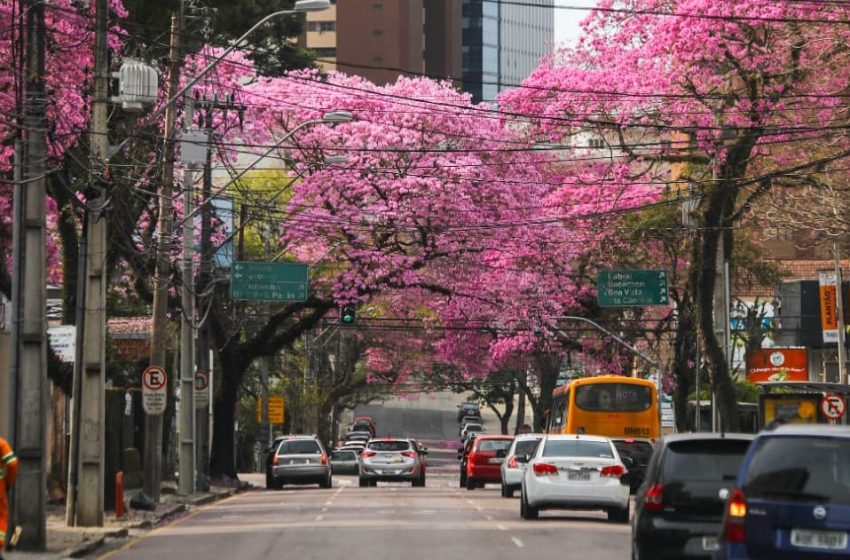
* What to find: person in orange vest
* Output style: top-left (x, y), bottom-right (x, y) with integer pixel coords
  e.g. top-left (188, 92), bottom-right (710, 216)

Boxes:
top-left (0, 438), bottom-right (18, 559)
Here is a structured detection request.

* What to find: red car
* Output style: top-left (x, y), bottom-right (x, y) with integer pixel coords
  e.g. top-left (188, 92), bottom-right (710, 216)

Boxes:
top-left (464, 435), bottom-right (513, 490)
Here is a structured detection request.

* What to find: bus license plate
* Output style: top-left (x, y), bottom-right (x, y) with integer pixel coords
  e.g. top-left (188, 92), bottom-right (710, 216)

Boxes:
top-left (567, 470), bottom-right (590, 481)
top-left (791, 529), bottom-right (848, 550)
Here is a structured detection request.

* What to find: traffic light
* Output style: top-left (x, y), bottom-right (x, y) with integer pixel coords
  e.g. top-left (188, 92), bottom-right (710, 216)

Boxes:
top-left (340, 304), bottom-right (356, 324)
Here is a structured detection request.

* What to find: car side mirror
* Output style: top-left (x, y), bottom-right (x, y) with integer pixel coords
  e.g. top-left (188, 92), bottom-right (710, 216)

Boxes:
top-left (622, 456), bottom-right (636, 469)
top-left (519, 454), bottom-right (531, 463)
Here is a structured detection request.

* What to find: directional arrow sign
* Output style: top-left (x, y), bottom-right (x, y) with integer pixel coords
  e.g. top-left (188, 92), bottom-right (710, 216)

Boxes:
top-left (597, 269), bottom-right (669, 307)
top-left (230, 261), bottom-right (309, 302)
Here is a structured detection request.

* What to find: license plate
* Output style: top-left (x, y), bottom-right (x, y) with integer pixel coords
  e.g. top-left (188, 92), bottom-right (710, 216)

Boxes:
top-left (567, 470), bottom-right (591, 481)
top-left (702, 536), bottom-right (718, 551)
top-left (489, 458), bottom-right (503, 464)
top-left (791, 529), bottom-right (848, 550)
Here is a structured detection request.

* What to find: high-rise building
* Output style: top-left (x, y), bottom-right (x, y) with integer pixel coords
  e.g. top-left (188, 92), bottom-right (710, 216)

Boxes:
top-left (462, 0), bottom-right (554, 103)
top-left (302, 1), bottom-right (339, 72)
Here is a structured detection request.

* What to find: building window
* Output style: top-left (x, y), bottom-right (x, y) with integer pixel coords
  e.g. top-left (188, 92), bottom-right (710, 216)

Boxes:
top-left (372, 29), bottom-right (383, 37)
top-left (313, 48), bottom-right (337, 58)
top-left (588, 138), bottom-right (604, 149)
top-left (373, 2), bottom-right (382, 10)
top-left (308, 21), bottom-right (336, 32)
top-left (373, 56), bottom-right (383, 63)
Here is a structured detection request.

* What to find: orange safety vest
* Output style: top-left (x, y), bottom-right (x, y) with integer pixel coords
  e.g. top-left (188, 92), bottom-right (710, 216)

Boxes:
top-left (0, 437), bottom-right (18, 551)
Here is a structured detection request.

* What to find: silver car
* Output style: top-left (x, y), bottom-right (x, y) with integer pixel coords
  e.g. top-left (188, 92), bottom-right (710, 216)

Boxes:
top-left (270, 436), bottom-right (332, 489)
top-left (500, 434), bottom-right (543, 497)
top-left (359, 438), bottom-right (425, 487)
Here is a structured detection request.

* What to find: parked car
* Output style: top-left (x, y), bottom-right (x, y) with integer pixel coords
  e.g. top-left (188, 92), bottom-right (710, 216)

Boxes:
top-left (465, 435), bottom-right (513, 490)
top-left (345, 431), bottom-right (372, 443)
top-left (631, 432), bottom-right (754, 559)
top-left (329, 449), bottom-right (361, 475)
top-left (350, 421), bottom-right (375, 437)
top-left (338, 442), bottom-right (366, 453)
top-left (716, 424), bottom-right (850, 560)
top-left (270, 435), bottom-right (332, 489)
top-left (265, 435), bottom-right (289, 489)
top-left (501, 434), bottom-right (543, 497)
top-left (459, 436), bottom-right (476, 486)
top-left (353, 415), bottom-right (376, 433)
top-left (458, 402), bottom-right (481, 422)
top-left (521, 434), bottom-right (630, 522)
top-left (359, 438), bottom-right (425, 487)
top-left (611, 437), bottom-right (655, 494)
top-left (460, 414), bottom-right (482, 427)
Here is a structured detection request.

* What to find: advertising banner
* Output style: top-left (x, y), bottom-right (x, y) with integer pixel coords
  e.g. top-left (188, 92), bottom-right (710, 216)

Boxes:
top-left (746, 348), bottom-right (808, 383)
top-left (819, 271), bottom-right (839, 344)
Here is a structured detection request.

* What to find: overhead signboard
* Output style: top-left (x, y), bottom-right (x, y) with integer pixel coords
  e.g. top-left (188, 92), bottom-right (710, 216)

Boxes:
top-left (819, 271), bottom-right (839, 344)
top-left (598, 269), bottom-right (669, 307)
top-left (230, 261), bottom-right (309, 302)
top-left (142, 365), bottom-right (168, 415)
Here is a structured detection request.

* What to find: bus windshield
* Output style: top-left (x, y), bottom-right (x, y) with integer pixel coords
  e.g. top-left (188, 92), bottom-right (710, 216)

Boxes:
top-left (574, 383), bottom-right (653, 412)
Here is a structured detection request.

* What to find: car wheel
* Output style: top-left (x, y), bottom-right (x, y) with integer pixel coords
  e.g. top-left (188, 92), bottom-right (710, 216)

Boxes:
top-left (607, 505), bottom-right (630, 523)
top-left (272, 476), bottom-right (283, 490)
top-left (501, 483), bottom-right (509, 497)
top-left (265, 471), bottom-right (273, 489)
top-left (320, 474), bottom-right (332, 489)
top-left (359, 477), bottom-right (369, 488)
top-left (520, 488), bottom-right (538, 520)
top-left (459, 470), bottom-right (467, 487)
top-left (466, 476), bottom-right (476, 490)
top-left (370, 479), bottom-right (378, 487)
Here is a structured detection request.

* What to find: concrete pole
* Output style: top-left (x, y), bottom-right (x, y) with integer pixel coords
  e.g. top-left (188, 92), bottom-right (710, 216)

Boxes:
top-left (835, 242), bottom-right (847, 385)
top-left (145, 14), bottom-right (181, 503)
top-left (12, 0), bottom-right (48, 547)
top-left (76, 0), bottom-right (110, 527)
top-left (179, 97), bottom-right (196, 495)
top-left (712, 237), bottom-right (724, 433)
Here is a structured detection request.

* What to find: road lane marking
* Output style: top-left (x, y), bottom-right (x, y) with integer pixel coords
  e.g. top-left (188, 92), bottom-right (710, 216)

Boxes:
top-left (497, 524), bottom-right (507, 531)
top-left (315, 515), bottom-right (323, 522)
top-left (485, 515), bottom-right (493, 521)
top-left (512, 537), bottom-right (524, 548)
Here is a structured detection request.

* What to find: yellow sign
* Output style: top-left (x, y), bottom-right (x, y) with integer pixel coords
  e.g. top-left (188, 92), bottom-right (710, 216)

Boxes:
top-left (256, 396), bottom-right (285, 424)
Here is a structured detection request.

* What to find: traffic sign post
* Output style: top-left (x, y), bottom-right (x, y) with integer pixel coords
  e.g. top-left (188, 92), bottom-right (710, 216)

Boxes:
top-left (821, 393), bottom-right (846, 420)
top-left (598, 269), bottom-right (669, 307)
top-left (194, 369), bottom-right (210, 408)
top-left (230, 261), bottom-right (309, 302)
top-left (142, 365), bottom-right (168, 415)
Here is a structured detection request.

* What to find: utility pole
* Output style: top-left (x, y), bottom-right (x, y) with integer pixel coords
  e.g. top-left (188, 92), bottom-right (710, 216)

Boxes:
top-left (74, 0), bottom-right (110, 527)
top-left (146, 13), bottom-right (182, 503)
top-left (12, 0), bottom-right (48, 548)
top-left (179, 96), bottom-right (196, 495)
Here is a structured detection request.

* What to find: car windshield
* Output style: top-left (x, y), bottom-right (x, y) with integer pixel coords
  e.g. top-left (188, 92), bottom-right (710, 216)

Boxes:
top-left (368, 440), bottom-right (411, 452)
top-left (575, 383), bottom-right (652, 412)
top-left (542, 440), bottom-right (614, 459)
top-left (477, 439), bottom-right (512, 452)
top-left (661, 439), bottom-right (750, 481)
top-left (331, 451), bottom-right (355, 460)
top-left (744, 436), bottom-right (850, 504)
top-left (277, 440), bottom-right (321, 455)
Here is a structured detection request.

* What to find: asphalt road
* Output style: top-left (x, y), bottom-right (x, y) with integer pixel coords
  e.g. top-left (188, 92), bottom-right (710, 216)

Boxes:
top-left (100, 474), bottom-right (630, 560)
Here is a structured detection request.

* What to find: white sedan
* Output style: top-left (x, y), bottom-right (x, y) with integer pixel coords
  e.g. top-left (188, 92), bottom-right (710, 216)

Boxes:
top-left (520, 434), bottom-right (631, 522)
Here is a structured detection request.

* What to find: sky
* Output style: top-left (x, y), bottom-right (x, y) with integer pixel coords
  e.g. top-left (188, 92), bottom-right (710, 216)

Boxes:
top-left (553, 0), bottom-right (596, 46)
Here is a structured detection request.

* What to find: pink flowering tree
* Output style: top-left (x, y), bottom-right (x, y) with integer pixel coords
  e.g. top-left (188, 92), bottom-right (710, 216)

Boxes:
top-left (501, 0), bottom-right (850, 430)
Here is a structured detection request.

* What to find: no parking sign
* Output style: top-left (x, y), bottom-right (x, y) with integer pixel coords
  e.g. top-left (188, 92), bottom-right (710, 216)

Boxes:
top-left (142, 365), bottom-right (168, 415)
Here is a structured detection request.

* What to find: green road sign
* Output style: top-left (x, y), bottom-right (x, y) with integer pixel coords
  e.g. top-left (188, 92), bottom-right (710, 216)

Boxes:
top-left (230, 261), bottom-right (309, 302)
top-left (598, 269), bottom-right (669, 307)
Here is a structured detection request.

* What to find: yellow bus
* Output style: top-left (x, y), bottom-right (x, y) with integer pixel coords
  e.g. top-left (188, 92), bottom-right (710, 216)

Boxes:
top-left (547, 376), bottom-right (660, 439)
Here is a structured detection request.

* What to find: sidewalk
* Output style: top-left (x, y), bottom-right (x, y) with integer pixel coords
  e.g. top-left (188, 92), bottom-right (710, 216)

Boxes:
top-left (5, 479), bottom-right (255, 560)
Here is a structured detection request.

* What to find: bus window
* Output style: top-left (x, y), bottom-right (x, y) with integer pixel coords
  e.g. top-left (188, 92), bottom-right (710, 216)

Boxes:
top-left (575, 383), bottom-right (652, 412)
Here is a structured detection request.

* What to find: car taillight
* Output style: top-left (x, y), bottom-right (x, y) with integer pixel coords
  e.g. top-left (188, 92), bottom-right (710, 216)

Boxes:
top-left (644, 483), bottom-right (663, 511)
top-left (724, 488), bottom-right (747, 543)
top-left (507, 456), bottom-right (518, 469)
top-left (401, 451), bottom-right (417, 459)
top-left (273, 455), bottom-right (279, 466)
top-left (600, 465), bottom-right (626, 477)
top-left (362, 451), bottom-right (376, 458)
top-left (532, 463), bottom-right (559, 476)
top-left (320, 453), bottom-right (328, 465)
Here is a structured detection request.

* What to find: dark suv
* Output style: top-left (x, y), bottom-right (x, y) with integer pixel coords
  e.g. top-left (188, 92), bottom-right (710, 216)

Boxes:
top-left (457, 402), bottom-right (481, 422)
top-left (716, 424), bottom-right (850, 559)
top-left (632, 433), bottom-right (754, 559)
top-left (612, 437), bottom-right (654, 494)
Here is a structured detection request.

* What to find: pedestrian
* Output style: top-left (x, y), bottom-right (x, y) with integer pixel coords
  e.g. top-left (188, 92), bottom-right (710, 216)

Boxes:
top-left (517, 423), bottom-right (532, 435)
top-left (0, 437), bottom-right (18, 559)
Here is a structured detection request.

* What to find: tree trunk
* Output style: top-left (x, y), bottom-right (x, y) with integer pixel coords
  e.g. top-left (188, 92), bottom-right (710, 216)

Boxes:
top-left (532, 353), bottom-right (561, 431)
top-left (696, 186), bottom-right (740, 431)
top-left (209, 349), bottom-right (247, 480)
top-left (672, 290), bottom-right (697, 432)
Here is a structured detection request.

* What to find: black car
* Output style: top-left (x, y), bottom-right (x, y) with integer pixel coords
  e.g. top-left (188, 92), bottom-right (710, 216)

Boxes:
top-left (611, 437), bottom-right (654, 493)
top-left (457, 402), bottom-right (481, 422)
top-left (631, 433), bottom-right (754, 560)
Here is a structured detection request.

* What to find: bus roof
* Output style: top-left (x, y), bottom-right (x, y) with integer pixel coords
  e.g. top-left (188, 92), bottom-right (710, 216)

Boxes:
top-left (553, 375), bottom-right (656, 395)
